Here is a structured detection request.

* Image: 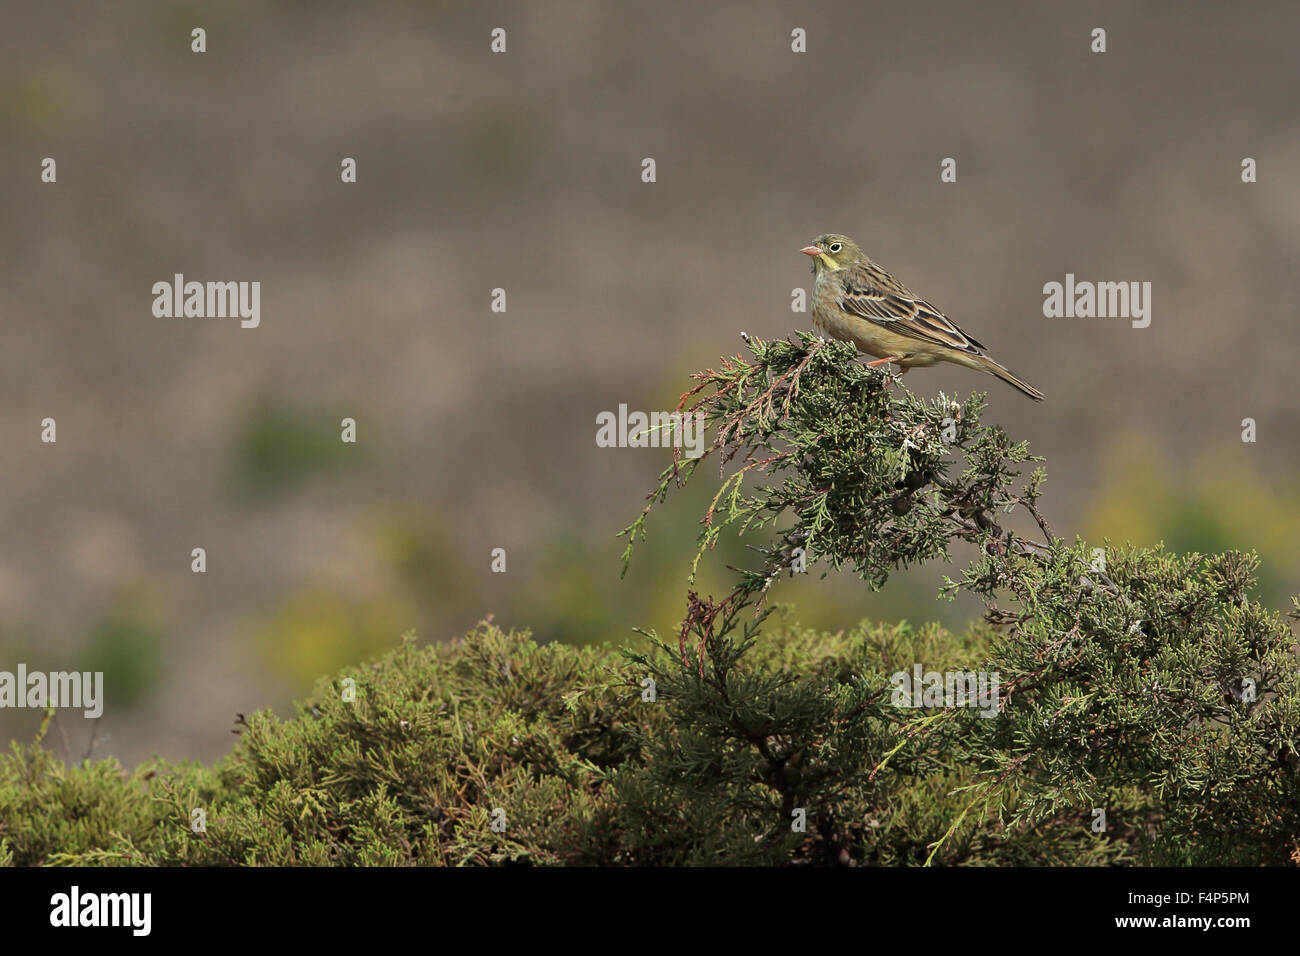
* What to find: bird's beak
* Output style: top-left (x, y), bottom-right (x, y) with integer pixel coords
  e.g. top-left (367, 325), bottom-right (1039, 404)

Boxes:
top-left (800, 245), bottom-right (822, 257)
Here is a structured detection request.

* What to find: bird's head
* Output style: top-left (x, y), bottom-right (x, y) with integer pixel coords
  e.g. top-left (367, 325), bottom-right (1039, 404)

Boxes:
top-left (800, 233), bottom-right (860, 275)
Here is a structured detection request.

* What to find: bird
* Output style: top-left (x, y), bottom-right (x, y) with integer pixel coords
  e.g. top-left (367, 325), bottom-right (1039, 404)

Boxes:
top-left (800, 233), bottom-right (1044, 401)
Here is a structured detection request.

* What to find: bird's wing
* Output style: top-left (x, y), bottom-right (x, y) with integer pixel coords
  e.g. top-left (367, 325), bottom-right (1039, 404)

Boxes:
top-left (838, 262), bottom-right (986, 354)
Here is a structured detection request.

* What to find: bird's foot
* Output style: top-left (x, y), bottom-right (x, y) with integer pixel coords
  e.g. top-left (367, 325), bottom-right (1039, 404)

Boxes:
top-left (864, 354), bottom-right (908, 387)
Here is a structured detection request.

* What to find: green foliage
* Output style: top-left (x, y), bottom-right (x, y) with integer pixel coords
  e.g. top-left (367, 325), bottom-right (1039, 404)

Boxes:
top-left (622, 334), bottom-right (1046, 591)
top-left (1081, 439), bottom-right (1300, 607)
top-left (0, 620), bottom-right (1126, 866)
top-left (237, 399), bottom-right (356, 493)
top-left (610, 612), bottom-right (1125, 865)
top-left (85, 601), bottom-right (165, 708)
top-left (1, 626), bottom-right (650, 866)
top-left (618, 332), bottom-right (1300, 865)
top-left (4, 334), bottom-right (1297, 865)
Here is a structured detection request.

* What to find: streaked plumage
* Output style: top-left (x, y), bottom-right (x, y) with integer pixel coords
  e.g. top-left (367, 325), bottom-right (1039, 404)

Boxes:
top-left (801, 233), bottom-right (1044, 401)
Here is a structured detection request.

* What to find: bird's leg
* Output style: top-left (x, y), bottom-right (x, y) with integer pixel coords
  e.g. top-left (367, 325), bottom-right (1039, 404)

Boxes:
top-left (864, 354), bottom-right (908, 387)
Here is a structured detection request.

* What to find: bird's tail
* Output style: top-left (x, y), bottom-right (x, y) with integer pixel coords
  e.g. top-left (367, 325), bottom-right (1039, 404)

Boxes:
top-left (972, 355), bottom-right (1045, 402)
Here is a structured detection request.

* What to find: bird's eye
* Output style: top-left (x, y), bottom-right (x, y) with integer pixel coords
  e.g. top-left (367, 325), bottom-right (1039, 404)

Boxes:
top-left (829, 242), bottom-right (843, 253)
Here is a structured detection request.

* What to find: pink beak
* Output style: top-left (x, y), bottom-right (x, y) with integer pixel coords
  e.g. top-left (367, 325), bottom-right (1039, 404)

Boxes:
top-left (799, 245), bottom-right (822, 257)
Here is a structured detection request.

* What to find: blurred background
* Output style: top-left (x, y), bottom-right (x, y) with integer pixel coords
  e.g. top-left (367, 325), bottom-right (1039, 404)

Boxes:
top-left (2, 0), bottom-right (1298, 766)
